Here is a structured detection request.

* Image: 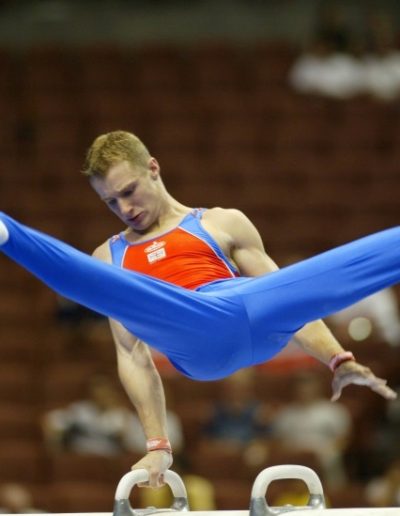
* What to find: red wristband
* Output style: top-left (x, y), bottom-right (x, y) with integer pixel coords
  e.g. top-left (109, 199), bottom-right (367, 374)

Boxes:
top-left (146, 438), bottom-right (172, 453)
top-left (329, 351), bottom-right (355, 372)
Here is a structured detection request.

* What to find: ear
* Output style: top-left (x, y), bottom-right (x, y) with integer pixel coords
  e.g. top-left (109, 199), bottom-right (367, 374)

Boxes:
top-left (149, 157), bottom-right (160, 179)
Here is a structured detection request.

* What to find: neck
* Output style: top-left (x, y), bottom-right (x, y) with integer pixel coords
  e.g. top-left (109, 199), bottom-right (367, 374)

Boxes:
top-left (159, 193), bottom-right (191, 220)
top-left (126, 193), bottom-right (191, 241)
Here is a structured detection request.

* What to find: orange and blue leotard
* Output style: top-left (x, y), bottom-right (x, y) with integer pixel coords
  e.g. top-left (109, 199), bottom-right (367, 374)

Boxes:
top-left (109, 208), bottom-right (239, 290)
top-left (1, 210), bottom-right (400, 380)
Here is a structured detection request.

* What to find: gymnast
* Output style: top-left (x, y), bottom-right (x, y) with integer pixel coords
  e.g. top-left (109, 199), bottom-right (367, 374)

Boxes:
top-left (0, 130), bottom-right (398, 487)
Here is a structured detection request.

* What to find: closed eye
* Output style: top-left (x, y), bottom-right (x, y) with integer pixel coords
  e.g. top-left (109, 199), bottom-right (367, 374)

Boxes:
top-left (121, 188), bottom-right (134, 198)
top-left (102, 182), bottom-right (137, 207)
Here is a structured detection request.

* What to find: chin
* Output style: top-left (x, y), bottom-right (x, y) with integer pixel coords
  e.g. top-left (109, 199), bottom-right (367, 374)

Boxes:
top-left (131, 220), bottom-right (151, 233)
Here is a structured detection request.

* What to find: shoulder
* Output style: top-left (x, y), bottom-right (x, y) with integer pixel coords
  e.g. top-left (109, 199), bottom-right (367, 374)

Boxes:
top-left (202, 207), bottom-right (258, 251)
top-left (92, 239), bottom-right (112, 263)
top-left (204, 207), bottom-right (263, 245)
top-left (203, 206), bottom-right (247, 221)
top-left (203, 207), bottom-right (252, 231)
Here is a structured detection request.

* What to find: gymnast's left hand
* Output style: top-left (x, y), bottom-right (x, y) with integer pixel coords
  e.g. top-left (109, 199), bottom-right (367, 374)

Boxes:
top-left (331, 360), bottom-right (398, 402)
top-left (131, 450), bottom-right (173, 488)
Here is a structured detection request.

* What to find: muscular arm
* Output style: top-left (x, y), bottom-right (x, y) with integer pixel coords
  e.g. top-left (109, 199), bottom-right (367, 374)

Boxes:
top-left (211, 208), bottom-right (396, 401)
top-left (93, 242), bottom-right (172, 486)
top-left (111, 321), bottom-right (168, 440)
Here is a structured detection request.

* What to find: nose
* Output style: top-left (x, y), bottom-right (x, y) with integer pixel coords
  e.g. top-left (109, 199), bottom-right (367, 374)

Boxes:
top-left (117, 198), bottom-right (133, 216)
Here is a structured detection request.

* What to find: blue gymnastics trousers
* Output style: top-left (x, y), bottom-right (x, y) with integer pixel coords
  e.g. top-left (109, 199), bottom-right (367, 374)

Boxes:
top-left (0, 212), bottom-right (399, 380)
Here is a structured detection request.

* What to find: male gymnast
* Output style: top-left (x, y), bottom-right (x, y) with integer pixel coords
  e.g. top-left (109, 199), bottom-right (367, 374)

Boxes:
top-left (0, 130), bottom-right (398, 487)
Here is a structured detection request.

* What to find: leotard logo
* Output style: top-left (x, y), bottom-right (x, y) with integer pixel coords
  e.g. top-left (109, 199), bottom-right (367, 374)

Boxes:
top-left (145, 241), bottom-right (167, 264)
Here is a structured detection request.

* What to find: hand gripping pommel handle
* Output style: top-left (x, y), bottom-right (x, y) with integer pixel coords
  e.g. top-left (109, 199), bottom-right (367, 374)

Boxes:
top-left (249, 465), bottom-right (325, 516)
top-left (113, 469), bottom-right (189, 516)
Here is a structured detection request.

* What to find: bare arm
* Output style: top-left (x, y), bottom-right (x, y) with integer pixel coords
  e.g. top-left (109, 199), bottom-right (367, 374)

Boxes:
top-left (93, 242), bottom-right (172, 486)
top-left (213, 208), bottom-right (396, 401)
top-left (112, 321), bottom-right (172, 485)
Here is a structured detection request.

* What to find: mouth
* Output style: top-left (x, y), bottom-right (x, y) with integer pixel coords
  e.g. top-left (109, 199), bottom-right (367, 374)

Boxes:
top-left (128, 212), bottom-right (144, 225)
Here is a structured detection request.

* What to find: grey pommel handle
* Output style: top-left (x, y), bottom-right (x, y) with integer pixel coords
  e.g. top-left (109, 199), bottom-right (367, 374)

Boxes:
top-left (113, 469), bottom-right (189, 516)
top-left (250, 465), bottom-right (326, 516)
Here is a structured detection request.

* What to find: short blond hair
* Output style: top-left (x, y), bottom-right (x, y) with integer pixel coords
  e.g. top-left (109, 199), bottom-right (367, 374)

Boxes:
top-left (82, 130), bottom-right (151, 178)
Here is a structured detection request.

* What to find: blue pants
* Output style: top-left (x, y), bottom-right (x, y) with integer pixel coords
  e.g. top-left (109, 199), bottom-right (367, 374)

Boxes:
top-left (1, 212), bottom-right (399, 380)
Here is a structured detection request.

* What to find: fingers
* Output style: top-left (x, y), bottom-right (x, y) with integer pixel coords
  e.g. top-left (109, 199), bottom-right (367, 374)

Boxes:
top-left (331, 380), bottom-right (343, 401)
top-left (136, 473), bottom-right (164, 488)
top-left (130, 451), bottom-right (171, 489)
top-left (149, 470), bottom-right (165, 488)
top-left (354, 373), bottom-right (397, 400)
top-left (131, 463), bottom-right (166, 489)
top-left (331, 368), bottom-right (398, 402)
top-left (370, 380), bottom-right (397, 400)
top-left (331, 374), bottom-right (343, 402)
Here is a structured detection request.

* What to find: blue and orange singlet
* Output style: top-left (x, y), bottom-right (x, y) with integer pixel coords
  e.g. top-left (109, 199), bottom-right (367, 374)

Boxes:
top-left (109, 208), bottom-right (239, 290)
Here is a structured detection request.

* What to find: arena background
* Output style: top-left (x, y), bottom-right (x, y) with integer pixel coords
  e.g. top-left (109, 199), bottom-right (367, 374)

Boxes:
top-left (0, 0), bottom-right (399, 512)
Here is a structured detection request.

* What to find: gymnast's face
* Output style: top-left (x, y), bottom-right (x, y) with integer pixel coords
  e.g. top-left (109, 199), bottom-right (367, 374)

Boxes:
top-left (90, 159), bottom-right (164, 232)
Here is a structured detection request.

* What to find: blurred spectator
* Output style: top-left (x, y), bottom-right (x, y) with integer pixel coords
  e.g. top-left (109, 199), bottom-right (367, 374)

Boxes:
top-left (42, 373), bottom-right (183, 456)
top-left (0, 484), bottom-right (43, 514)
top-left (314, 4), bottom-right (353, 53)
top-left (271, 371), bottom-right (352, 489)
top-left (370, 386), bottom-right (400, 468)
top-left (362, 11), bottom-right (400, 101)
top-left (289, 38), bottom-right (364, 100)
top-left (202, 369), bottom-right (273, 467)
top-left (204, 369), bottom-right (272, 445)
top-left (363, 51), bottom-right (400, 101)
top-left (365, 457), bottom-right (400, 507)
top-left (328, 288), bottom-right (400, 347)
top-left (289, 7), bottom-right (400, 102)
top-left (289, 5), bottom-right (362, 99)
top-left (364, 10), bottom-right (398, 55)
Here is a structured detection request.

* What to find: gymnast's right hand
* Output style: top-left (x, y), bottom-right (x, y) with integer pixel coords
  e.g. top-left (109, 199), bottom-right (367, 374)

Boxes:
top-left (131, 450), bottom-right (173, 488)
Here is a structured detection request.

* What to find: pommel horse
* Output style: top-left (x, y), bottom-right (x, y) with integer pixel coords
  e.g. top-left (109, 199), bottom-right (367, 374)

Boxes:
top-left (2, 465), bottom-right (397, 516)
top-left (112, 464), bottom-right (396, 516)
